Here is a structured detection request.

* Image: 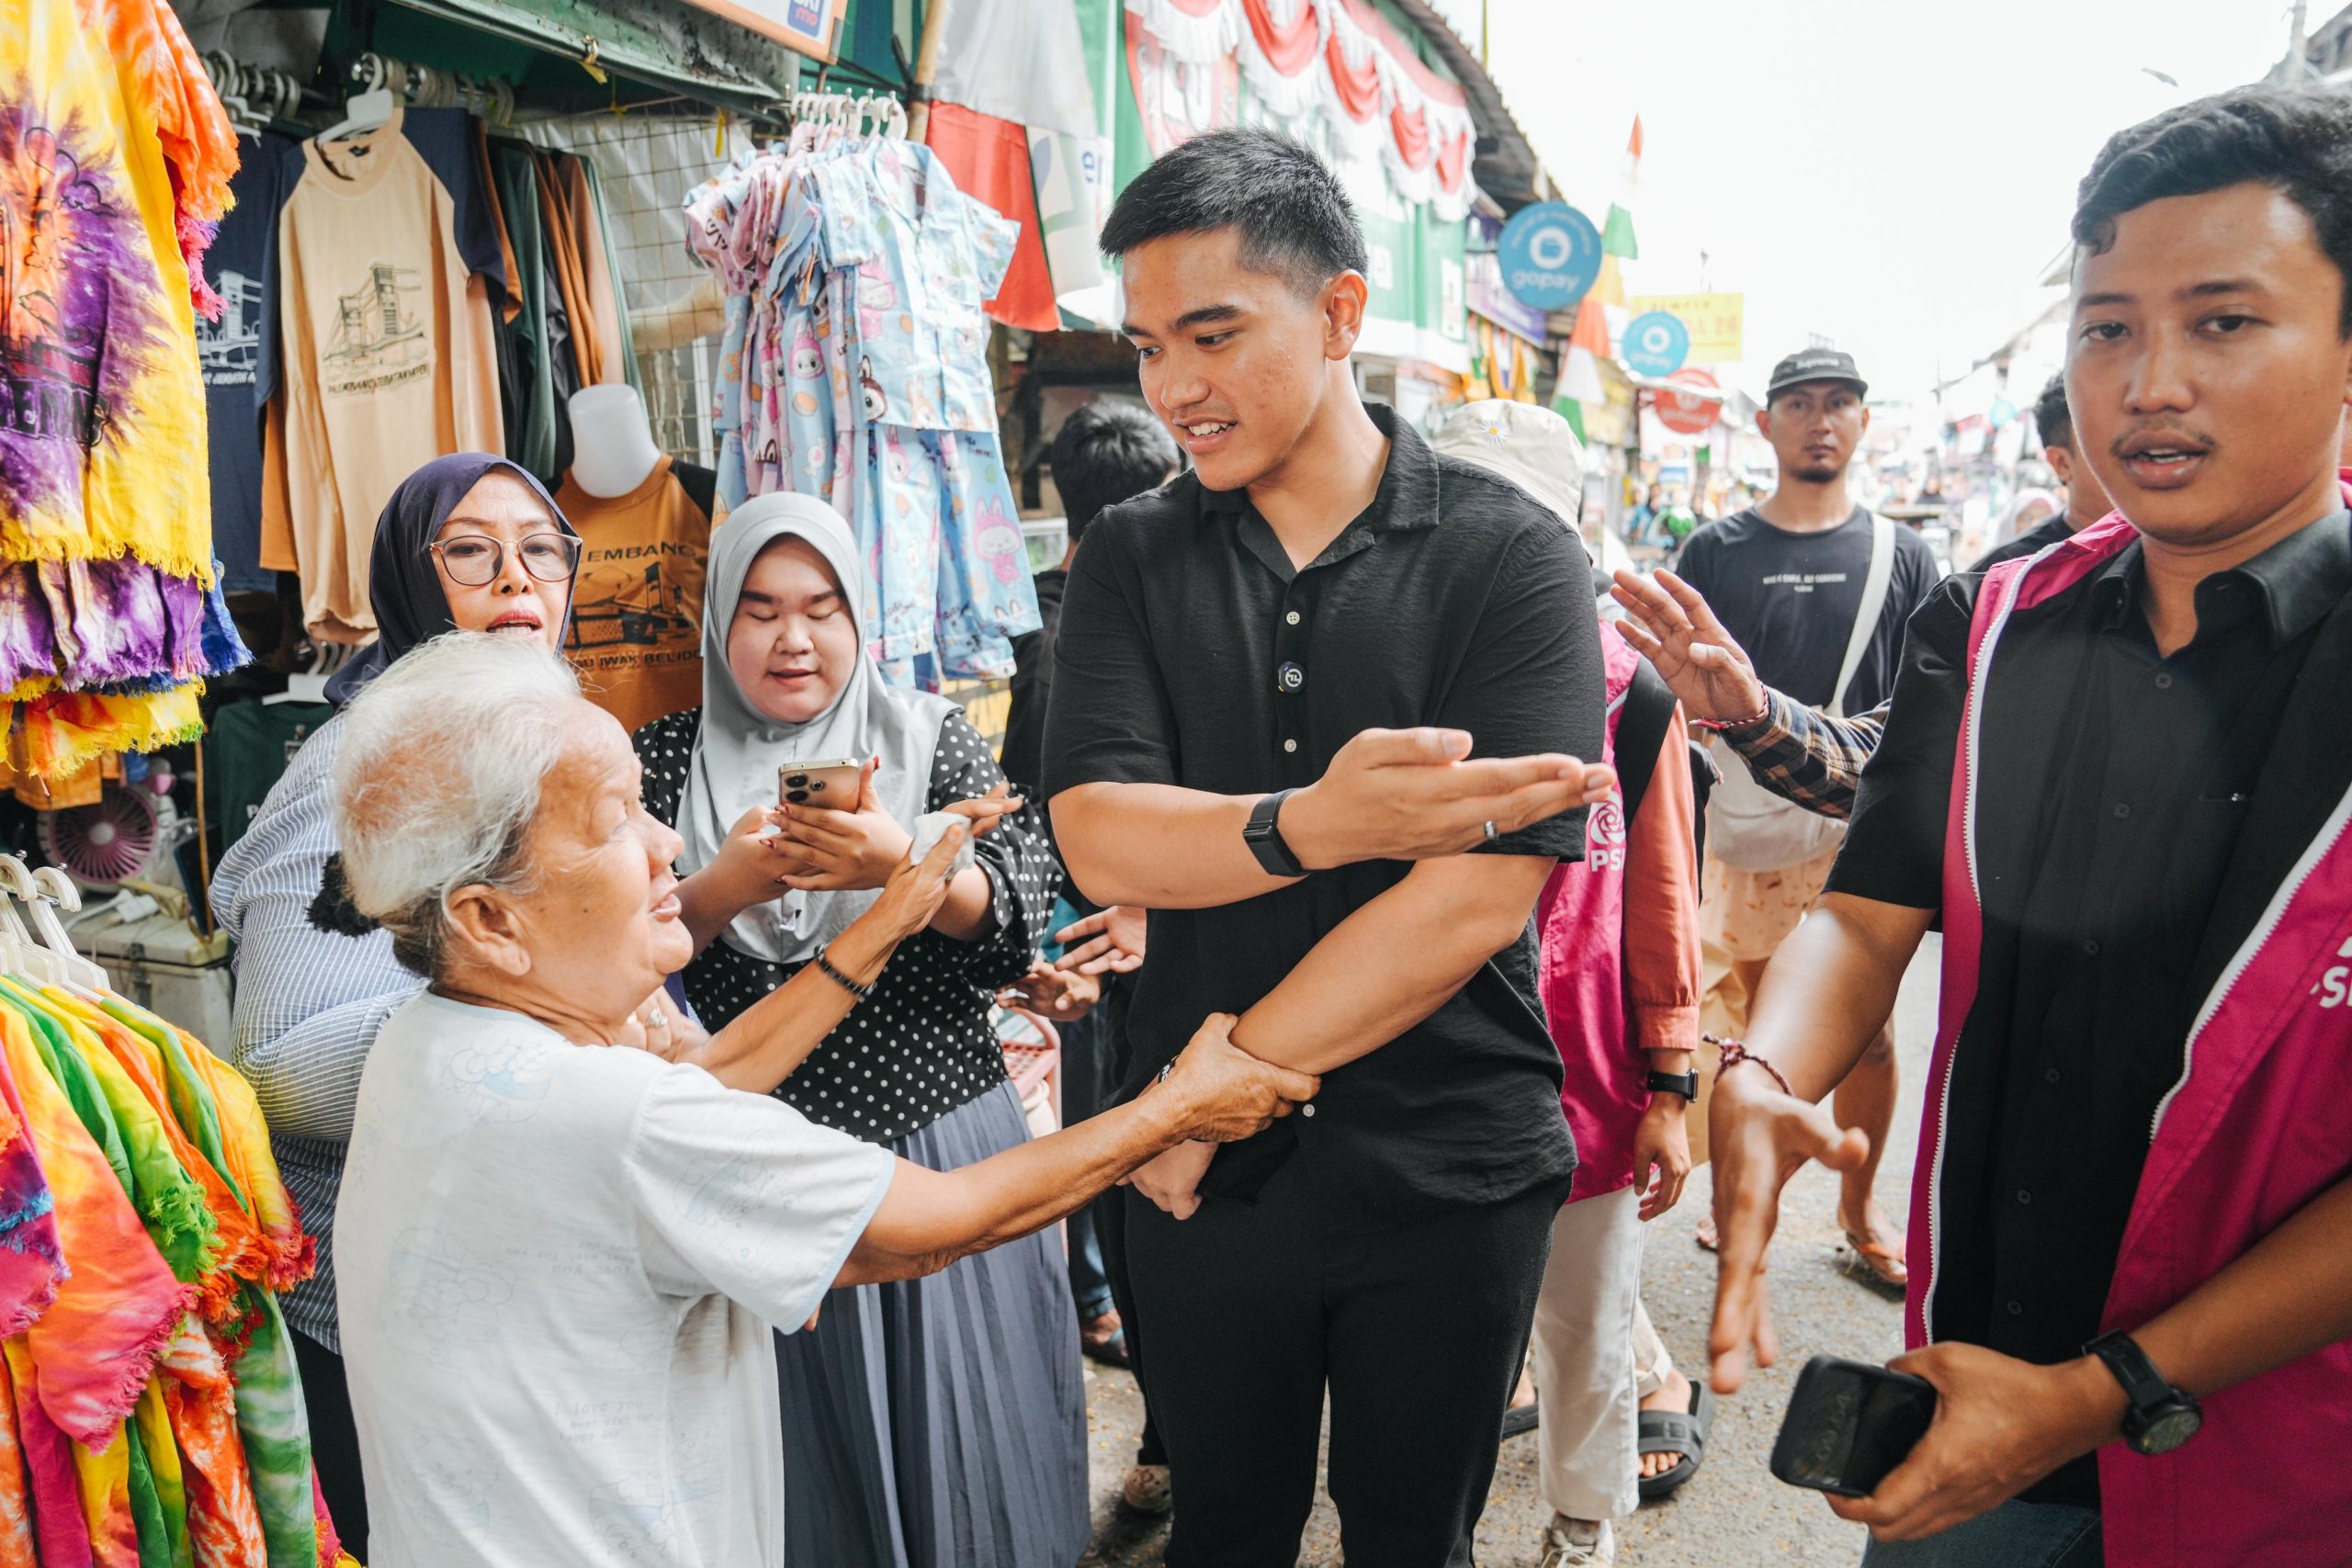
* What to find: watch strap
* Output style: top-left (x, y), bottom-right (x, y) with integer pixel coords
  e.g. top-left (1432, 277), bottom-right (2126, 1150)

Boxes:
top-left (1645, 1069), bottom-right (1699, 1100)
top-left (1244, 789), bottom-right (1308, 877)
top-left (2085, 1331), bottom-right (2177, 1410)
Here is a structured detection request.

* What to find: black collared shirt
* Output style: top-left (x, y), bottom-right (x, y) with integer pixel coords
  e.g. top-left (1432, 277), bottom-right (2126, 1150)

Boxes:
top-left (1042, 403), bottom-right (1603, 1223)
top-left (1827, 509), bottom-right (2352, 1506)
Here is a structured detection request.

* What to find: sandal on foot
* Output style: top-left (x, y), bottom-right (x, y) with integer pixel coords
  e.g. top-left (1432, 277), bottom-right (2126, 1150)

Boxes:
top-left (1501, 1399), bottom-right (1541, 1440)
top-left (1636, 1380), bottom-right (1713, 1501)
top-left (1838, 1227), bottom-right (1909, 1299)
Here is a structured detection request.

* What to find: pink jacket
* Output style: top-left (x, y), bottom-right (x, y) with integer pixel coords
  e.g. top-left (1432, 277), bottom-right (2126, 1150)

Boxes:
top-left (1915, 495), bottom-right (2352, 1566)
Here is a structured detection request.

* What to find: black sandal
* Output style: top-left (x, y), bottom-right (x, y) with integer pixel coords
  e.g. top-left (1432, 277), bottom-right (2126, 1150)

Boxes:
top-left (1636, 1381), bottom-right (1713, 1501)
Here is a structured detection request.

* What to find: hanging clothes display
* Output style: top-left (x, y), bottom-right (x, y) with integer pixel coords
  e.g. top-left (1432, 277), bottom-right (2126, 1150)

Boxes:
top-left (198, 132), bottom-right (300, 596)
top-left (557, 457), bottom-right (716, 734)
top-left (0, 894), bottom-right (350, 1567)
top-left (684, 131), bottom-right (1040, 687)
top-left (1, 0), bottom-right (253, 784)
top-left (261, 104), bottom-right (505, 645)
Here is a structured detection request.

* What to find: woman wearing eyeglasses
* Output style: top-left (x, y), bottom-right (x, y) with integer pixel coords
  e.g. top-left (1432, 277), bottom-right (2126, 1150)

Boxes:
top-left (207, 456), bottom-right (584, 1553)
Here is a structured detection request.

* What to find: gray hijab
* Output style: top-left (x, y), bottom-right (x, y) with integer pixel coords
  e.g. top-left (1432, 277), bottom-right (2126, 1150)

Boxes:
top-left (678, 493), bottom-right (957, 964)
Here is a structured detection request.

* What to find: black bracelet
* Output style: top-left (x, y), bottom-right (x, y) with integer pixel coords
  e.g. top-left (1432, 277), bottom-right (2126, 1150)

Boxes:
top-left (813, 947), bottom-right (875, 1001)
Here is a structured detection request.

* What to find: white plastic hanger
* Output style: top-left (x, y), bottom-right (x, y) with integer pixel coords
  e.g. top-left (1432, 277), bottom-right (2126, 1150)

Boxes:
top-left (319, 55), bottom-right (399, 143)
top-left (0, 858), bottom-right (67, 988)
top-left (24, 867), bottom-right (108, 996)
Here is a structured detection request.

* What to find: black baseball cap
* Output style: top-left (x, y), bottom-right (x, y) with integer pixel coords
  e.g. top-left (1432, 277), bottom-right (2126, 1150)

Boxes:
top-left (1766, 347), bottom-right (1868, 402)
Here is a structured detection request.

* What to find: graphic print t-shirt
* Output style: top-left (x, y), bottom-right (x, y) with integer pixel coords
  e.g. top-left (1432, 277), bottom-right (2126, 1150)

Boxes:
top-left (1674, 507), bottom-right (1941, 712)
top-left (556, 457), bottom-right (715, 734)
top-left (266, 105), bottom-right (503, 642)
top-left (199, 131), bottom-right (298, 592)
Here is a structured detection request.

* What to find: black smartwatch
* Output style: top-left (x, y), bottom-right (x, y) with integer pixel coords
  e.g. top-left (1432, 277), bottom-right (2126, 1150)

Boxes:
top-left (1645, 1069), bottom-right (1700, 1101)
top-left (2084, 1331), bottom-right (2201, 1456)
top-left (1243, 789), bottom-right (1308, 877)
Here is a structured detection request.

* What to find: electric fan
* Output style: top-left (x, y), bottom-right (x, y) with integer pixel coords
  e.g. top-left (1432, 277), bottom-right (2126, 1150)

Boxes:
top-left (37, 781), bottom-right (183, 892)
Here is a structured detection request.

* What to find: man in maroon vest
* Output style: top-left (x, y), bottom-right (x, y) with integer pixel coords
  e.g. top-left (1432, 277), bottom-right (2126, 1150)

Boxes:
top-left (1708, 85), bottom-right (2352, 1566)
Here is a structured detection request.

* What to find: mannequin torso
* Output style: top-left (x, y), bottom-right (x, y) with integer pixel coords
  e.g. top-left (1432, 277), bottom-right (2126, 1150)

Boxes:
top-left (566, 385), bottom-right (664, 499)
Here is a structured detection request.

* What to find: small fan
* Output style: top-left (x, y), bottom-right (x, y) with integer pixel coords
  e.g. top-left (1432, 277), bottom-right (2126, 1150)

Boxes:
top-left (38, 782), bottom-right (171, 889)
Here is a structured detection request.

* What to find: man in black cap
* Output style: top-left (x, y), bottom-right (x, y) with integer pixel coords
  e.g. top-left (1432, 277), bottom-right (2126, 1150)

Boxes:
top-left (1672, 348), bottom-right (1939, 1290)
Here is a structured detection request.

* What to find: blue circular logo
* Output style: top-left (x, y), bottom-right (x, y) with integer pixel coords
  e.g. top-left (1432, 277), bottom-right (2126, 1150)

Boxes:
top-left (1624, 310), bottom-right (1690, 377)
top-left (1498, 203), bottom-right (1602, 312)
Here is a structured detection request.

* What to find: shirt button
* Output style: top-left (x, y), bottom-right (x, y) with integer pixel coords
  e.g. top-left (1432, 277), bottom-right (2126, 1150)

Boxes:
top-left (2044, 1067), bottom-right (2062, 1085)
top-left (2083, 939), bottom-right (2101, 956)
top-left (1285, 610), bottom-right (1302, 626)
top-left (1283, 739), bottom-right (1298, 753)
top-left (1301, 1102), bottom-right (1316, 1117)
top-left (2112, 803), bottom-right (2132, 820)
top-left (2154, 672), bottom-right (2174, 690)
top-left (2016, 1189), bottom-right (2032, 1205)
top-left (2007, 1299), bottom-right (2025, 1316)
top-left (1278, 662), bottom-right (1305, 693)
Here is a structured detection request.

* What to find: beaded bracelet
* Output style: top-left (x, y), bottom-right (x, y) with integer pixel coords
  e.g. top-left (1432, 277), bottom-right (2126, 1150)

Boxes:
top-left (813, 947), bottom-right (875, 1001)
top-left (1704, 1032), bottom-right (1793, 1097)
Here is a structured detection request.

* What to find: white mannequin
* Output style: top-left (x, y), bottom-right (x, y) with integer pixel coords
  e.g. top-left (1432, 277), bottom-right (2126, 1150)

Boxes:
top-left (565, 385), bottom-right (664, 499)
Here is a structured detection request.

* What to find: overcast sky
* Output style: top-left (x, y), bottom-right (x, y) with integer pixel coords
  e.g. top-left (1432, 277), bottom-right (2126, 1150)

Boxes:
top-left (1484, 0), bottom-right (2307, 406)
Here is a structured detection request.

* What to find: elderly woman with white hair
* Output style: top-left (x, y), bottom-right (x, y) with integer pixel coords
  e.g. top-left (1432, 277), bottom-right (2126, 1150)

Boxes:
top-left (323, 633), bottom-right (1316, 1568)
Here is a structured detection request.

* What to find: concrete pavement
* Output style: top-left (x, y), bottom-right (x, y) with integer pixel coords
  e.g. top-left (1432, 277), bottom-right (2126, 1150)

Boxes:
top-left (1079, 937), bottom-right (1943, 1567)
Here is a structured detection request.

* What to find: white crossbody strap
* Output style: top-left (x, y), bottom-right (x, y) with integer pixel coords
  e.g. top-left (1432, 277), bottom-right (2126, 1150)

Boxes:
top-left (1828, 513), bottom-right (1895, 718)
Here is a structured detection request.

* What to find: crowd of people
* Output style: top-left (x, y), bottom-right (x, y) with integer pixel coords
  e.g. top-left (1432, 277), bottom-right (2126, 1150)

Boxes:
top-left (205, 78), bottom-right (2352, 1568)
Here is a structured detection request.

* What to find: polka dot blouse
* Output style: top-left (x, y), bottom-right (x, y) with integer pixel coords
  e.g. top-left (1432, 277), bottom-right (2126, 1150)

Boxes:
top-left (635, 707), bottom-right (1061, 1145)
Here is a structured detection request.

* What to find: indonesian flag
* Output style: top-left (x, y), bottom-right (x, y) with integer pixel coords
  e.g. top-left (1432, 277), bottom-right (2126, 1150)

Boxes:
top-left (1601, 116), bottom-right (1640, 260)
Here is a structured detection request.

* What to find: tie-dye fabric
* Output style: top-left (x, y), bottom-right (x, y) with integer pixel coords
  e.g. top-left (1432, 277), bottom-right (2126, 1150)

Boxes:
top-left (6, 1335), bottom-right (96, 1568)
top-left (0, 1042), bottom-right (67, 1337)
top-left (0, 1006), bottom-right (185, 1446)
top-left (0, 0), bottom-right (225, 584)
top-left (154, 1318), bottom-right (266, 1567)
top-left (132, 1378), bottom-right (191, 1568)
top-left (0, 1335), bottom-right (40, 1562)
top-left (15, 682), bottom-right (205, 784)
top-left (0, 558), bottom-right (250, 701)
top-left (123, 1416), bottom-right (171, 1568)
top-left (179, 1032), bottom-right (311, 1291)
top-left (71, 1419), bottom-right (140, 1568)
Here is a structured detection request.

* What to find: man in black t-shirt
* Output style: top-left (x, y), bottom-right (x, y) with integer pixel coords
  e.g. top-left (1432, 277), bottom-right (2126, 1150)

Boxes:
top-left (1044, 130), bottom-right (1610, 1566)
top-left (1674, 348), bottom-right (1938, 1293)
top-left (1973, 371), bottom-right (2119, 570)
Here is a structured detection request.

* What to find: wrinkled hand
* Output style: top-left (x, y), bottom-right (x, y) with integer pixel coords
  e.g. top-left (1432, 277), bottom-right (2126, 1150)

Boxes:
top-left (1609, 570), bottom-right (1770, 726)
top-left (1827, 1344), bottom-right (2124, 1542)
top-left (776, 759), bottom-right (915, 892)
top-left (999, 959), bottom-right (1102, 1023)
top-left (863, 819), bottom-right (968, 942)
top-left (1283, 728), bottom-right (1614, 870)
top-left (611, 986), bottom-right (708, 1061)
top-left (943, 781), bottom-right (1024, 836)
top-left (1707, 1068), bottom-right (1871, 1394)
top-left (700, 804), bottom-right (809, 919)
top-left (1054, 905), bottom-right (1147, 976)
top-left (1631, 1094), bottom-right (1691, 1221)
top-left (1160, 1013), bottom-right (1320, 1143)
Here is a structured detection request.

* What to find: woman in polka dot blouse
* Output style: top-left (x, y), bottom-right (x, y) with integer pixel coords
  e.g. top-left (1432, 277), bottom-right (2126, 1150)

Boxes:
top-left (636, 494), bottom-right (1080, 1568)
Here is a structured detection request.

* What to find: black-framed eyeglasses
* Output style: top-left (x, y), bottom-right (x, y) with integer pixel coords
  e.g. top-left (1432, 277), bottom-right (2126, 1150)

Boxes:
top-left (426, 532), bottom-right (582, 586)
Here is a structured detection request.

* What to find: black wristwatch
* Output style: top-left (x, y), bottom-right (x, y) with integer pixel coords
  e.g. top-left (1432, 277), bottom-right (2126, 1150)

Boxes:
top-left (1645, 1069), bottom-right (1700, 1101)
top-left (2084, 1330), bottom-right (2201, 1455)
top-left (1244, 789), bottom-right (1308, 877)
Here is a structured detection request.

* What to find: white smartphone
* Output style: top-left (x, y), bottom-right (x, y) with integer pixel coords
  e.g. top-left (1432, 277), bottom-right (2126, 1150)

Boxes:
top-left (777, 759), bottom-right (864, 809)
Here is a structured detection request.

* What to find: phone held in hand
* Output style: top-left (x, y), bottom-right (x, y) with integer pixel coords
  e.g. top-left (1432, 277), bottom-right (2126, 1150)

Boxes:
top-left (778, 759), bottom-right (864, 809)
top-left (1770, 1355), bottom-right (1938, 1498)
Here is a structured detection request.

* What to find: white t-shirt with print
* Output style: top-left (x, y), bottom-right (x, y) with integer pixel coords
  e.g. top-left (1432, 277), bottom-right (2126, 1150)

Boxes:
top-left (335, 991), bottom-right (895, 1568)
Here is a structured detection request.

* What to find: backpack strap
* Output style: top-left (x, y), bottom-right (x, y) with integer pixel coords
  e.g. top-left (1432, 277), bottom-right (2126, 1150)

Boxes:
top-left (1828, 512), bottom-right (1896, 717)
top-left (1616, 657), bottom-right (1679, 829)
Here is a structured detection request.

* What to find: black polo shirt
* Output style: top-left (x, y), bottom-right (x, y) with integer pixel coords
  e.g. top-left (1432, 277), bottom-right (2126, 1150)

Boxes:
top-left (1827, 508), bottom-right (2352, 1506)
top-left (1042, 403), bottom-right (1603, 1224)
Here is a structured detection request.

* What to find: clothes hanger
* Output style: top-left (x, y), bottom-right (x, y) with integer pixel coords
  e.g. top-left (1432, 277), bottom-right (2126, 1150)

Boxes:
top-left (0, 858), bottom-right (68, 988)
top-left (319, 54), bottom-right (400, 143)
top-left (24, 868), bottom-right (109, 997)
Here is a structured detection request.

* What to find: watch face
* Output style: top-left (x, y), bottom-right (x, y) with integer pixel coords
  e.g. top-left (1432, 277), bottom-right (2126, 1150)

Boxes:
top-left (2134, 1405), bottom-right (2201, 1455)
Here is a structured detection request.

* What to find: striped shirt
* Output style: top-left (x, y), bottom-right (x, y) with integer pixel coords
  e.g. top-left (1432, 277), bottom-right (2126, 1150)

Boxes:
top-left (209, 713), bottom-right (422, 1350)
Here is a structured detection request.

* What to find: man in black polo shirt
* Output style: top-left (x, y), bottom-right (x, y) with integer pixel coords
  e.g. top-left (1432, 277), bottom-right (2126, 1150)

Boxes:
top-left (1708, 87), bottom-right (2352, 1566)
top-left (1043, 129), bottom-right (1610, 1565)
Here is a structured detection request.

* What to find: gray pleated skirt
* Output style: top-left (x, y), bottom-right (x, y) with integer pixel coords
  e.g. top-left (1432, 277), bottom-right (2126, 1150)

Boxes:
top-left (776, 1078), bottom-right (1091, 1568)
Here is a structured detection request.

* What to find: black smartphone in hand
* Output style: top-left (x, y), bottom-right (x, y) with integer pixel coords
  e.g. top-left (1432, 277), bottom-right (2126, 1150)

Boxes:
top-left (1770, 1355), bottom-right (1937, 1498)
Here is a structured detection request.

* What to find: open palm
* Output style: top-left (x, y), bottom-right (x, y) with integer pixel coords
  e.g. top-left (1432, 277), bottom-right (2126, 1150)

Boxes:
top-left (1608, 569), bottom-right (1770, 726)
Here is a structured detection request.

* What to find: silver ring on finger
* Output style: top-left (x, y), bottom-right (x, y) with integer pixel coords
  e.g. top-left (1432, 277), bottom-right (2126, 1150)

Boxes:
top-left (1482, 819), bottom-right (1499, 844)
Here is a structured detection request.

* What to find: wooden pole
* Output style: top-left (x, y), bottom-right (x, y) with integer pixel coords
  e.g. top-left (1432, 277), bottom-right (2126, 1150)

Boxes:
top-left (904, 0), bottom-right (950, 142)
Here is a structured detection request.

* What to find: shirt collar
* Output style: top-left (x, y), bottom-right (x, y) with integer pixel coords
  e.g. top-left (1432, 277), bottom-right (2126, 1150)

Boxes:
top-left (2091, 509), bottom-right (2352, 646)
top-left (1194, 402), bottom-right (1442, 534)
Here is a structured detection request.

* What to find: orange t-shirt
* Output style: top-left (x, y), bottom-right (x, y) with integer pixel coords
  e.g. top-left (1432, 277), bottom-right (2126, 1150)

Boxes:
top-left (557, 456), bottom-right (710, 734)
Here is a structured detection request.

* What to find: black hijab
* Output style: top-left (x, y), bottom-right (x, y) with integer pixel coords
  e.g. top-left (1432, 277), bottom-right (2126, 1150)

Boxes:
top-left (324, 454), bottom-right (579, 706)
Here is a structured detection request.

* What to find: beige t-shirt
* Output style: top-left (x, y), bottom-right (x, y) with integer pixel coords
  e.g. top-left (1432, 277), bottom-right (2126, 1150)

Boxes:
top-left (557, 456), bottom-right (711, 735)
top-left (266, 106), bottom-right (503, 642)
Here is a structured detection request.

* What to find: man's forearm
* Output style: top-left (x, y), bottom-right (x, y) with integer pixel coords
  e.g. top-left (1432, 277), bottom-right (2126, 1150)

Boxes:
top-left (1739, 893), bottom-right (1933, 1100)
top-left (1051, 782), bottom-right (1296, 909)
top-left (1230, 854), bottom-right (1553, 1076)
top-left (842, 1091), bottom-right (1191, 1283)
top-left (2132, 1172), bottom-right (2352, 1402)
